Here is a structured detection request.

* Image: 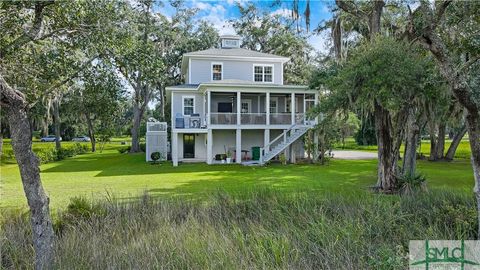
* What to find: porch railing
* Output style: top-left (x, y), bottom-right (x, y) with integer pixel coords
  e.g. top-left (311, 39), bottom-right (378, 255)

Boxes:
top-left (270, 113), bottom-right (291, 125)
top-left (210, 113), bottom-right (237, 125)
top-left (241, 113), bottom-right (266, 125)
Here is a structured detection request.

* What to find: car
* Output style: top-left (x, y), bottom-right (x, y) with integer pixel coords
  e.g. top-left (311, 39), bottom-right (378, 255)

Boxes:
top-left (72, 136), bottom-right (91, 142)
top-left (40, 135), bottom-right (62, 142)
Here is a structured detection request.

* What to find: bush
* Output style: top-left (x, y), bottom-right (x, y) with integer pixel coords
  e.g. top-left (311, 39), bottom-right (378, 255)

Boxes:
top-left (118, 147), bottom-right (129, 154)
top-left (34, 143), bottom-right (90, 164)
top-left (396, 173), bottom-right (427, 195)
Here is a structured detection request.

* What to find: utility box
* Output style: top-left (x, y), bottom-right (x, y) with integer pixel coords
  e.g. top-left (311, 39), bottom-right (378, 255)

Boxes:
top-left (146, 122), bottom-right (168, 162)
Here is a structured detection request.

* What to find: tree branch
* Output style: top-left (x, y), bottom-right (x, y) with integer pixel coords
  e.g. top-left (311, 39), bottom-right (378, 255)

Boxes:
top-left (0, 1), bottom-right (54, 59)
top-left (457, 55), bottom-right (480, 74)
top-left (335, 0), bottom-right (366, 18)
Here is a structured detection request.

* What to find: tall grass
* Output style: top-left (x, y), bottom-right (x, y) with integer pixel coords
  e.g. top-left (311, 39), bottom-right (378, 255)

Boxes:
top-left (1, 190), bottom-right (477, 269)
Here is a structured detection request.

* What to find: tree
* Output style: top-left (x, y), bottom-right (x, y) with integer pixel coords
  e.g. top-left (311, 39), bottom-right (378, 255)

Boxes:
top-left (110, 0), bottom-right (164, 153)
top-left (406, 0), bottom-right (480, 236)
top-left (232, 3), bottom-right (314, 84)
top-left (1, 1), bottom-right (122, 267)
top-left (323, 36), bottom-right (428, 192)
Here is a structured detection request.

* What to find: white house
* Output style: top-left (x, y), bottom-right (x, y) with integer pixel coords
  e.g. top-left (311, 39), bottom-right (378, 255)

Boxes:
top-left (166, 35), bottom-right (318, 166)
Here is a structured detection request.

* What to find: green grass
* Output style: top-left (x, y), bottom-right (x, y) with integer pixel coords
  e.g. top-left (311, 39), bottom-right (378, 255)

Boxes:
top-left (2, 190), bottom-right (477, 269)
top-left (336, 138), bottom-right (472, 159)
top-left (1, 140), bottom-right (477, 269)
top-left (0, 143), bottom-right (475, 210)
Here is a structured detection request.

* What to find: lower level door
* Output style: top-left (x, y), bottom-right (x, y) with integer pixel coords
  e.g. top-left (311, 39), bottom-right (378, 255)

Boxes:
top-left (183, 134), bottom-right (195, 158)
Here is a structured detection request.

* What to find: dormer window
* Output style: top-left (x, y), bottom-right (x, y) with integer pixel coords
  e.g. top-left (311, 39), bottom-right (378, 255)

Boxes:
top-left (253, 65), bottom-right (273, 83)
top-left (212, 63), bottom-right (222, 81)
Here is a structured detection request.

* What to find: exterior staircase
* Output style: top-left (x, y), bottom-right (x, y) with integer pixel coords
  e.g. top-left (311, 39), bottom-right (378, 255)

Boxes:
top-left (256, 119), bottom-right (314, 165)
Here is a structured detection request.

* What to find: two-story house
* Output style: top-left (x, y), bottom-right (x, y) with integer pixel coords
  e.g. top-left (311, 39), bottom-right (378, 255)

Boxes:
top-left (166, 35), bottom-right (318, 166)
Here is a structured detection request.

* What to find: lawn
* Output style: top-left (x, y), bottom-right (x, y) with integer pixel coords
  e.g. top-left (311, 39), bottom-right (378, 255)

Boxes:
top-left (0, 143), bottom-right (475, 210)
top-left (1, 141), bottom-right (477, 269)
top-left (336, 138), bottom-right (472, 159)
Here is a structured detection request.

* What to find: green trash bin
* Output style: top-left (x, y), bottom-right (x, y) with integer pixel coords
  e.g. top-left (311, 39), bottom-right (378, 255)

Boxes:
top-left (252, 146), bottom-right (261, 161)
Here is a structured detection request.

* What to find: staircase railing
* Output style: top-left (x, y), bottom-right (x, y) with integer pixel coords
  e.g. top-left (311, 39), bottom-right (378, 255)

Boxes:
top-left (259, 115), bottom-right (312, 164)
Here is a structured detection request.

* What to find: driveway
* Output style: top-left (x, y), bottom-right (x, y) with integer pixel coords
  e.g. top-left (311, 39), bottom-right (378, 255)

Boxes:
top-left (331, 150), bottom-right (377, 160)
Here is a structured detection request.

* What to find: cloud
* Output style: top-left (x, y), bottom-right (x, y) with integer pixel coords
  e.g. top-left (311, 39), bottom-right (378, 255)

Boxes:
top-left (191, 0), bottom-right (237, 35)
top-left (308, 31), bottom-right (331, 54)
top-left (270, 8), bottom-right (292, 18)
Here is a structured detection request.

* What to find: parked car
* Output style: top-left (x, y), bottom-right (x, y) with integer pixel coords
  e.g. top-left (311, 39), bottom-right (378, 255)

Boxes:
top-left (72, 136), bottom-right (91, 142)
top-left (40, 135), bottom-right (62, 142)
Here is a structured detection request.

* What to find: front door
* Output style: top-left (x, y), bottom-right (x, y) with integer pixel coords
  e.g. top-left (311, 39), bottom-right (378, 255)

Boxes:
top-left (183, 134), bottom-right (195, 158)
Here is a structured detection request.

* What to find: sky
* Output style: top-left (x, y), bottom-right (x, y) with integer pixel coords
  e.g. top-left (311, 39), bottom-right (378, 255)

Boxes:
top-left (158, 0), bottom-right (334, 53)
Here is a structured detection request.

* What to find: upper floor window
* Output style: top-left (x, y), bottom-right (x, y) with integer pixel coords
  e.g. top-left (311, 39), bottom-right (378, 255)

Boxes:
top-left (183, 96), bottom-right (195, 115)
top-left (212, 63), bottom-right (222, 81)
top-left (253, 65), bottom-right (273, 83)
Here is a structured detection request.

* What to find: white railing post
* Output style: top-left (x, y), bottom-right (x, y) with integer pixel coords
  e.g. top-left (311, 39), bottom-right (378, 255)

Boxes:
top-left (207, 91), bottom-right (211, 126)
top-left (237, 91), bottom-right (241, 126)
top-left (291, 93), bottom-right (295, 125)
top-left (266, 92), bottom-right (270, 125)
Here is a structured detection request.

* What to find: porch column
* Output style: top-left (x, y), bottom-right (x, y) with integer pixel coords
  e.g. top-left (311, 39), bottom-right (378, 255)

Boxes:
top-left (237, 91), bottom-right (241, 125)
top-left (283, 131), bottom-right (288, 160)
top-left (172, 132), bottom-right (178, 166)
top-left (207, 129), bottom-right (213, 164)
top-left (236, 129), bottom-right (242, 164)
top-left (290, 143), bottom-right (296, 163)
top-left (291, 93), bottom-right (295, 125)
top-left (207, 91), bottom-right (211, 125)
top-left (264, 129), bottom-right (270, 153)
top-left (266, 92), bottom-right (270, 125)
top-left (315, 92), bottom-right (319, 124)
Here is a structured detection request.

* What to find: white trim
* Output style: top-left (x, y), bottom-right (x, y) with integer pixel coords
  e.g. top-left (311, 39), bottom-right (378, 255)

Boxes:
top-left (280, 62), bottom-right (284, 85)
top-left (184, 55), bottom-right (290, 63)
top-left (211, 62), bottom-right (223, 81)
top-left (188, 58), bottom-right (192, 84)
top-left (252, 64), bottom-right (274, 84)
top-left (182, 95), bottom-right (196, 116)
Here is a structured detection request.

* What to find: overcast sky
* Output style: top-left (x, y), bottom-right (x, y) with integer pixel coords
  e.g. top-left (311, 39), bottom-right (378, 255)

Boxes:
top-left (158, 0), bottom-right (334, 53)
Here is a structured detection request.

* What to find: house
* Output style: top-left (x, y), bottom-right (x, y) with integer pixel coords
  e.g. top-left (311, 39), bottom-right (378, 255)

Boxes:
top-left (166, 35), bottom-right (318, 166)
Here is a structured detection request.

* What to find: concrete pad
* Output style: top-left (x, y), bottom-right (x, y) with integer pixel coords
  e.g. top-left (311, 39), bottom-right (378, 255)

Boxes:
top-left (331, 150), bottom-right (377, 160)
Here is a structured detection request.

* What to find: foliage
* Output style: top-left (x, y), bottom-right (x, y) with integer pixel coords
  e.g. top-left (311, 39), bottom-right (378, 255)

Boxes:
top-left (34, 143), bottom-right (90, 164)
top-left (396, 173), bottom-right (428, 196)
top-left (1, 190), bottom-right (477, 269)
top-left (150, 152), bottom-right (161, 164)
top-left (231, 3), bottom-right (314, 84)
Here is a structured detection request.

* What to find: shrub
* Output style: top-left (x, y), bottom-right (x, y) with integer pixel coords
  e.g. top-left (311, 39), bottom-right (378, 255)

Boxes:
top-left (396, 173), bottom-right (427, 195)
top-left (150, 152), bottom-right (161, 164)
top-left (118, 147), bottom-right (130, 154)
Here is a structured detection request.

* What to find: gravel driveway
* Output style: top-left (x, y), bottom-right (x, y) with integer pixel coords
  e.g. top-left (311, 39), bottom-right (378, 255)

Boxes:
top-left (331, 150), bottom-right (377, 160)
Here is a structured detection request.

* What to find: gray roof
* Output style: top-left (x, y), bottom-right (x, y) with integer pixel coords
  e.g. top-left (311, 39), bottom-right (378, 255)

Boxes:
top-left (184, 48), bottom-right (289, 60)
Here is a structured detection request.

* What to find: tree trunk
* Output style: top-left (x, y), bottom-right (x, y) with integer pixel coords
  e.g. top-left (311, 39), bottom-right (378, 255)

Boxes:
top-left (85, 113), bottom-right (96, 152)
top-left (42, 98), bottom-right (51, 137)
top-left (402, 110), bottom-right (419, 176)
top-left (465, 112), bottom-right (480, 239)
top-left (52, 97), bottom-right (61, 150)
top-left (130, 103), bottom-right (143, 153)
top-left (435, 123), bottom-right (446, 159)
top-left (0, 130), bottom-right (3, 157)
top-left (375, 102), bottom-right (397, 192)
top-left (445, 125), bottom-right (467, 161)
top-left (1, 75), bottom-right (54, 269)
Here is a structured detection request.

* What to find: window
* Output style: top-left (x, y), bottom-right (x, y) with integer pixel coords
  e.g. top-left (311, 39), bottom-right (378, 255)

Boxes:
top-left (183, 96), bottom-right (194, 115)
top-left (241, 100), bottom-right (251, 113)
top-left (212, 63), bottom-right (222, 81)
top-left (269, 97), bottom-right (278, 113)
top-left (253, 65), bottom-right (273, 82)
